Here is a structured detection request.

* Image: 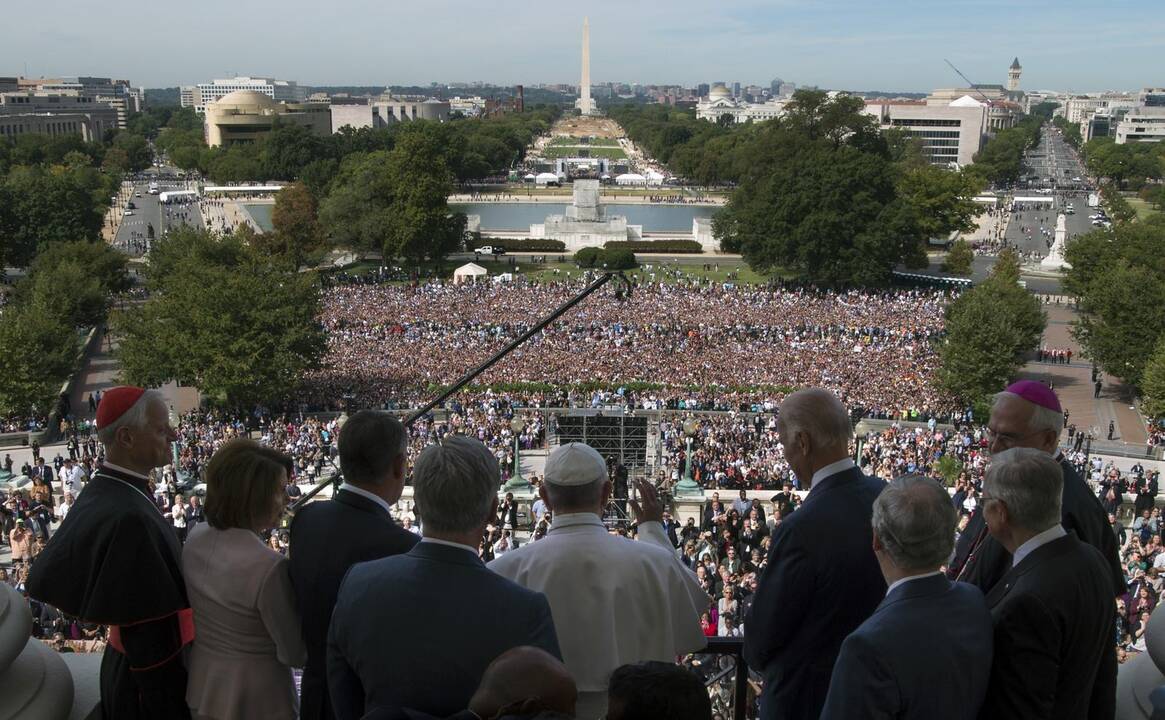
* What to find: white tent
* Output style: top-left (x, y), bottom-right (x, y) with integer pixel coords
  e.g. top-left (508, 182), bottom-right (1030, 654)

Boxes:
top-left (453, 262), bottom-right (489, 284)
top-left (645, 170), bottom-right (665, 186)
top-left (615, 173), bottom-right (646, 186)
top-left (535, 172), bottom-right (561, 186)
top-left (523, 173), bottom-right (537, 182)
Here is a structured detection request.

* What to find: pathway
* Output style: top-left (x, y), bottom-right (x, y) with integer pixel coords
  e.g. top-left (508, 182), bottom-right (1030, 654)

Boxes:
top-left (1017, 303), bottom-right (1151, 454)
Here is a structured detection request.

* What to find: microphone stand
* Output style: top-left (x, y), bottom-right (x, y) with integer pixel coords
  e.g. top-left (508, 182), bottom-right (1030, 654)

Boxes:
top-left (289, 271), bottom-right (631, 513)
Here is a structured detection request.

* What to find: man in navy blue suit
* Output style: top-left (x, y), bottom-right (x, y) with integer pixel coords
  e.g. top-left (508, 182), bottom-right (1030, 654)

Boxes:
top-left (289, 411), bottom-right (420, 720)
top-left (327, 436), bottom-right (561, 720)
top-left (820, 475), bottom-right (993, 720)
top-left (743, 388), bottom-right (887, 720)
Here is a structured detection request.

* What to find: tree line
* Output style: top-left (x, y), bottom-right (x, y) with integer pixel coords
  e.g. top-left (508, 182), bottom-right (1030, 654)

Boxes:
top-left (142, 104), bottom-right (561, 188)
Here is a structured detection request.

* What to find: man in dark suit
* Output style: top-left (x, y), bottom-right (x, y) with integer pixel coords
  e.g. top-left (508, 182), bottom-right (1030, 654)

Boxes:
top-left (949, 381), bottom-right (1124, 598)
top-left (978, 447), bottom-right (1116, 720)
top-left (743, 388), bottom-right (887, 720)
top-left (289, 411), bottom-right (420, 720)
top-left (821, 476), bottom-right (993, 720)
top-left (328, 436), bottom-right (561, 719)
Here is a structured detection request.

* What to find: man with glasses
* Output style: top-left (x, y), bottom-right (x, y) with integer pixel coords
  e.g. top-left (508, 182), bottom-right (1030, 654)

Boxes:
top-left (948, 381), bottom-right (1124, 598)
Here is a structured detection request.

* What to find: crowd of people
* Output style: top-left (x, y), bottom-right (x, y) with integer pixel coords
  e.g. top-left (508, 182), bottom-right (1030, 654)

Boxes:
top-left (307, 278), bottom-right (958, 423)
top-left (7, 375), bottom-right (1163, 719)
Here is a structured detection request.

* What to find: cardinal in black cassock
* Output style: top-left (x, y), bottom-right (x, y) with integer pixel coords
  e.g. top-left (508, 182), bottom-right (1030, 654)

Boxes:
top-left (28, 386), bottom-right (193, 719)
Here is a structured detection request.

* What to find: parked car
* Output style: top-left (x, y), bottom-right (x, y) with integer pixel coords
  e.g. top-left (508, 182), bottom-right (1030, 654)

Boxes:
top-left (474, 246), bottom-right (505, 256)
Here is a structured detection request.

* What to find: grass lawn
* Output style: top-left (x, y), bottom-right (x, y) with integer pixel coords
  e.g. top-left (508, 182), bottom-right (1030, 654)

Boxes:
top-left (1127, 197), bottom-right (1161, 221)
top-left (540, 146), bottom-right (627, 160)
top-left (549, 136), bottom-right (620, 147)
top-left (326, 257), bottom-right (776, 286)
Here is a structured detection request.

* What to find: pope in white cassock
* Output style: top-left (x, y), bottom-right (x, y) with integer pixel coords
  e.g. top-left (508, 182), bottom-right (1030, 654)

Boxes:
top-left (489, 443), bottom-right (709, 720)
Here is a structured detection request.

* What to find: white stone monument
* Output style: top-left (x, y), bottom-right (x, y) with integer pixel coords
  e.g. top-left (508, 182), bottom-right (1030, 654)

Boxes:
top-left (1040, 213), bottom-right (1073, 271)
top-left (530, 180), bottom-right (642, 250)
top-left (575, 18), bottom-right (597, 116)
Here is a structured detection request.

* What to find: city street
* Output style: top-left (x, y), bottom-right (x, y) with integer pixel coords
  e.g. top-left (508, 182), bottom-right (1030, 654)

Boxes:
top-left (1004, 126), bottom-right (1098, 260)
top-left (111, 168), bottom-right (203, 255)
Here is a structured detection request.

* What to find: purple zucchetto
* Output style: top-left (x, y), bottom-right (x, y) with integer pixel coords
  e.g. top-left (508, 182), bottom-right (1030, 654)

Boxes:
top-left (1003, 380), bottom-right (1062, 414)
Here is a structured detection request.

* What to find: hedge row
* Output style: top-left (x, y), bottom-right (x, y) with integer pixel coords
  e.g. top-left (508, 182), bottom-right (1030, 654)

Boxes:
top-left (604, 240), bottom-right (704, 254)
top-left (478, 238), bottom-right (567, 252)
top-left (575, 247), bottom-right (638, 270)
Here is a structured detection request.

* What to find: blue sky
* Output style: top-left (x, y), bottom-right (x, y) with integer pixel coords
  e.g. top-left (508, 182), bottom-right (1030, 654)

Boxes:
top-left (4, 0), bottom-right (1158, 91)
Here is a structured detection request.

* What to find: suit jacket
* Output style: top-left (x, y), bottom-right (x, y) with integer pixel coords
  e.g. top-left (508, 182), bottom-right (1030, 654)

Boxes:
top-left (289, 488), bottom-right (420, 720)
top-left (327, 541), bottom-right (561, 719)
top-left (743, 465), bottom-right (887, 720)
top-left (980, 532), bottom-right (1117, 720)
top-left (820, 574), bottom-right (993, 720)
top-left (950, 457), bottom-right (1125, 598)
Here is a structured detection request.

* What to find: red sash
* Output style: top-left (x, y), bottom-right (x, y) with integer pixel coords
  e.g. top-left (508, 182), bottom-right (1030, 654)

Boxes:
top-left (108, 608), bottom-right (195, 655)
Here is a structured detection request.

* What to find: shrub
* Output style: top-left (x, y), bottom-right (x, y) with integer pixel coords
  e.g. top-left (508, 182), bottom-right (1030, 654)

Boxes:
top-left (602, 247), bottom-right (639, 270)
top-left (604, 240), bottom-right (704, 254)
top-left (574, 247), bottom-right (605, 268)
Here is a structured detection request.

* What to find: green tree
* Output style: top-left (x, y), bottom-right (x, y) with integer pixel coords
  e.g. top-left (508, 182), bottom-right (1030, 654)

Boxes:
top-left (0, 304), bottom-right (78, 418)
top-left (897, 164), bottom-right (984, 241)
top-left (1142, 337), bottom-right (1165, 420)
top-left (1, 165), bottom-right (107, 266)
top-left (17, 260), bottom-right (106, 329)
top-left (319, 151), bottom-right (396, 262)
top-left (1066, 217), bottom-right (1165, 386)
top-left (113, 229), bottom-right (326, 408)
top-left (713, 91), bottom-right (923, 284)
top-left (938, 274), bottom-right (1046, 405)
top-left (257, 182), bottom-right (326, 269)
top-left (941, 238), bottom-right (974, 276)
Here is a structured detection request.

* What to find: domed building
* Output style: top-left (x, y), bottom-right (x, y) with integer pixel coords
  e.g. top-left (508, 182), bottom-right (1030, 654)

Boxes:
top-left (696, 83), bottom-right (787, 125)
top-left (204, 89), bottom-right (331, 147)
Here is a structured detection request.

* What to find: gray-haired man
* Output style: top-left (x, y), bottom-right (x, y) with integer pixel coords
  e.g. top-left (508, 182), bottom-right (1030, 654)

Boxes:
top-left (979, 447), bottom-right (1116, 720)
top-left (327, 436), bottom-right (561, 720)
top-left (821, 475), bottom-right (993, 720)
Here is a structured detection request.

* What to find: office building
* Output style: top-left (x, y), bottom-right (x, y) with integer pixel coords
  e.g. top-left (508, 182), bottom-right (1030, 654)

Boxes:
top-left (1114, 107), bottom-right (1165, 144)
top-left (0, 92), bottom-right (119, 141)
top-left (182, 76), bottom-right (307, 113)
top-left (864, 98), bottom-right (986, 167)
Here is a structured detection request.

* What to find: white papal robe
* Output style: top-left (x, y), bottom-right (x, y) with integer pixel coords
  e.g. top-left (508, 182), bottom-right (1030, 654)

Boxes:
top-left (488, 513), bottom-right (709, 720)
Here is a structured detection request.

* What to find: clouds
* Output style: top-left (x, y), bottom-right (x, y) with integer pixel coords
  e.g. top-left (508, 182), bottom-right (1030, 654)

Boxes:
top-left (1, 0), bottom-right (1156, 91)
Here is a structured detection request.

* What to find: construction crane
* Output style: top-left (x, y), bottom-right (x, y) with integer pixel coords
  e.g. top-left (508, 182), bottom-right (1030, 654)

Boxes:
top-left (943, 59), bottom-right (995, 105)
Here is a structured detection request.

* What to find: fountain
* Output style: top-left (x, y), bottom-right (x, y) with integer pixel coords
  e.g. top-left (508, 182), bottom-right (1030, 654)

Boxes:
top-left (529, 180), bottom-right (643, 251)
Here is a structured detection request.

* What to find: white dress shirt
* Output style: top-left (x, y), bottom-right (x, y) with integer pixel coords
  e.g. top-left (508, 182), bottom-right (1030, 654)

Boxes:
top-left (809, 458), bottom-right (856, 489)
top-left (885, 570), bottom-right (944, 597)
top-left (420, 536), bottom-right (480, 557)
top-left (1011, 525), bottom-right (1067, 568)
top-left (338, 483), bottom-right (392, 515)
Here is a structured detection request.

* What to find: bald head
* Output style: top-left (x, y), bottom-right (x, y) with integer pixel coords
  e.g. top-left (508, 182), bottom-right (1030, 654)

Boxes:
top-left (468, 646), bottom-right (577, 718)
top-left (780, 388), bottom-right (852, 449)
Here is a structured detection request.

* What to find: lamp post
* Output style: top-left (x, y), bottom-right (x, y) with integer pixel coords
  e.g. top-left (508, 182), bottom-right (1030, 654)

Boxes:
top-left (674, 418), bottom-right (702, 496)
top-left (504, 416), bottom-right (529, 491)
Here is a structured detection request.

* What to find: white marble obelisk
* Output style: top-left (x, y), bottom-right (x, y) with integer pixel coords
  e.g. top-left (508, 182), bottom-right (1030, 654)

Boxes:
top-left (1040, 213), bottom-right (1073, 271)
top-left (575, 17), bottom-right (597, 115)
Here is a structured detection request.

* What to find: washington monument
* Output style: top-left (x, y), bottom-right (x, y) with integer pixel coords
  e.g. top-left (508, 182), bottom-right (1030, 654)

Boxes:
top-left (575, 17), bottom-right (597, 115)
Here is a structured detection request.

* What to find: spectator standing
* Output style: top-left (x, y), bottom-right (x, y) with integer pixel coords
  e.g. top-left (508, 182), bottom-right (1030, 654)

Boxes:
top-left (743, 388), bottom-right (887, 720)
top-left (820, 476), bottom-right (993, 720)
top-left (949, 382), bottom-right (1124, 598)
top-left (289, 411), bottom-right (419, 720)
top-left (183, 439), bottom-right (307, 719)
top-left (328, 437), bottom-right (561, 719)
top-left (26, 386), bottom-right (192, 720)
top-left (9, 519), bottom-right (33, 564)
top-left (978, 448), bottom-right (1116, 719)
top-left (171, 494), bottom-right (189, 544)
top-left (489, 442), bottom-right (708, 720)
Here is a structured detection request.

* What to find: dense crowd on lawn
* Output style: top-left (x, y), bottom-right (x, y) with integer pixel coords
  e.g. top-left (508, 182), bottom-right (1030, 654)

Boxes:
top-left (304, 277), bottom-right (959, 421)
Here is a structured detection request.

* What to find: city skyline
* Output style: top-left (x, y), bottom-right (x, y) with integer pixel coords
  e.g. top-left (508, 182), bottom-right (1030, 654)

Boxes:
top-left (4, 0), bottom-right (1162, 92)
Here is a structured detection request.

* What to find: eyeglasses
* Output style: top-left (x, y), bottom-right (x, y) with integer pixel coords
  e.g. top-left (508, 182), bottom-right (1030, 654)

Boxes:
top-left (985, 427), bottom-right (1045, 447)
